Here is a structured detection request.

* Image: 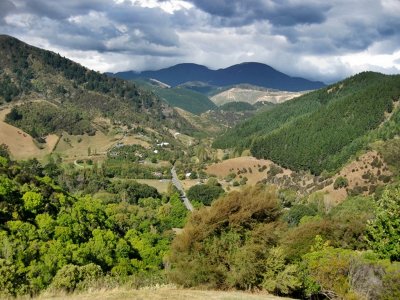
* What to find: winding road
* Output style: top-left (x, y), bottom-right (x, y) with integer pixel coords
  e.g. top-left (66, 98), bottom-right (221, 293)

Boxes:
top-left (171, 166), bottom-right (194, 211)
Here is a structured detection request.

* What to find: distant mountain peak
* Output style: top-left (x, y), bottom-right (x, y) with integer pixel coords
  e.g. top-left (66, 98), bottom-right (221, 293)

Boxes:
top-left (110, 62), bottom-right (325, 92)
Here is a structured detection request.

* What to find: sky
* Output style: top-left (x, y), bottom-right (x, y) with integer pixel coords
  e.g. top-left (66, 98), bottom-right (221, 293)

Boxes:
top-left (1, 0), bottom-right (400, 83)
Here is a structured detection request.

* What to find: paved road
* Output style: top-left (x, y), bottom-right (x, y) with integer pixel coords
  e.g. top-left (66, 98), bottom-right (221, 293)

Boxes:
top-left (171, 166), bottom-right (194, 211)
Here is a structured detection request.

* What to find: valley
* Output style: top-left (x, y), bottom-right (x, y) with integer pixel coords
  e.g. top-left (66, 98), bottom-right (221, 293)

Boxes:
top-left (1, 35), bottom-right (400, 300)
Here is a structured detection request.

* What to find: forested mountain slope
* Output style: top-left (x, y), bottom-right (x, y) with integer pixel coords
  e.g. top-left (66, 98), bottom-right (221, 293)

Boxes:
top-left (0, 35), bottom-right (193, 138)
top-left (214, 72), bottom-right (400, 174)
top-left (132, 79), bottom-right (217, 115)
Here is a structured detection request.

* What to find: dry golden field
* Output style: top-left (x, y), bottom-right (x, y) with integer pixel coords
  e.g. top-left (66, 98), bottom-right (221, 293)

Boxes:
top-left (34, 286), bottom-right (294, 300)
top-left (0, 107), bottom-right (58, 160)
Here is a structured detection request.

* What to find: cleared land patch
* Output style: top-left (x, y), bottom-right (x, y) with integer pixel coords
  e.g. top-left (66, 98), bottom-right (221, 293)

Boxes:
top-left (0, 107), bottom-right (57, 160)
top-left (211, 87), bottom-right (306, 106)
top-left (206, 156), bottom-right (289, 186)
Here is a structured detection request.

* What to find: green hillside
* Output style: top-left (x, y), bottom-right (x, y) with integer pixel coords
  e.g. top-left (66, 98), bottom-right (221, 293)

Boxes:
top-left (0, 35), bottom-right (193, 137)
top-left (219, 101), bottom-right (255, 112)
top-left (155, 87), bottom-right (217, 115)
top-left (132, 80), bottom-right (217, 115)
top-left (214, 72), bottom-right (400, 174)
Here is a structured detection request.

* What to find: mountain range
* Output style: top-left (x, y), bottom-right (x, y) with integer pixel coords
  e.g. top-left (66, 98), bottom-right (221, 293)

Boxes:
top-left (109, 62), bottom-right (326, 92)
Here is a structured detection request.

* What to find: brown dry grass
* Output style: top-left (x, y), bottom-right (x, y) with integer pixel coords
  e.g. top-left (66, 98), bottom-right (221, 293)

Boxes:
top-left (206, 156), bottom-right (291, 186)
top-left (33, 286), bottom-right (293, 300)
top-left (54, 131), bottom-right (119, 159)
top-left (121, 135), bottom-right (151, 148)
top-left (0, 107), bottom-right (58, 160)
top-left (322, 150), bottom-right (392, 204)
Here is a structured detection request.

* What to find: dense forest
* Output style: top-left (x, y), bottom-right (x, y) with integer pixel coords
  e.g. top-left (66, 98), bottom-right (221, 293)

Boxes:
top-left (219, 101), bottom-right (256, 112)
top-left (0, 147), bottom-right (187, 296)
top-left (214, 72), bottom-right (400, 174)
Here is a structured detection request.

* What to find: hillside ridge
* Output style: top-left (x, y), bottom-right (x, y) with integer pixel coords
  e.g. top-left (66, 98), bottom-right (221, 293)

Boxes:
top-left (110, 62), bottom-right (325, 92)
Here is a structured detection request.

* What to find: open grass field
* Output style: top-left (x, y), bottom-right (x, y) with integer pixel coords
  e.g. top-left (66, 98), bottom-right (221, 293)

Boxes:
top-left (206, 156), bottom-right (292, 186)
top-left (54, 131), bottom-right (120, 159)
top-left (135, 179), bottom-right (171, 194)
top-left (33, 286), bottom-right (293, 300)
top-left (122, 135), bottom-right (151, 148)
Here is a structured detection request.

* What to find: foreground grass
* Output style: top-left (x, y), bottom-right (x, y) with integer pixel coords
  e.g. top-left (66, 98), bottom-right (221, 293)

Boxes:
top-left (33, 285), bottom-right (294, 300)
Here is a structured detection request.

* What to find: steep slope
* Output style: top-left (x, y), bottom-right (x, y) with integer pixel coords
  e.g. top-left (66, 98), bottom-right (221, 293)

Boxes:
top-left (0, 35), bottom-right (193, 138)
top-left (214, 72), bottom-right (400, 174)
top-left (133, 79), bottom-right (217, 115)
top-left (110, 62), bottom-right (325, 92)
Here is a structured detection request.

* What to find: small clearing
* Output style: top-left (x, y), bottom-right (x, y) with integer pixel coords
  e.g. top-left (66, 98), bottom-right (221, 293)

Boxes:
top-left (135, 179), bottom-right (171, 194)
top-left (206, 156), bottom-right (290, 187)
top-left (54, 131), bottom-right (120, 159)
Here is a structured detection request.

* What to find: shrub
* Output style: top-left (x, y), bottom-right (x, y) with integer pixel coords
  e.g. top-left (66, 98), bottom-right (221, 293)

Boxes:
top-left (50, 264), bottom-right (81, 292)
top-left (187, 184), bottom-right (224, 206)
top-left (333, 176), bottom-right (349, 189)
top-left (168, 186), bottom-right (282, 290)
top-left (283, 204), bottom-right (317, 227)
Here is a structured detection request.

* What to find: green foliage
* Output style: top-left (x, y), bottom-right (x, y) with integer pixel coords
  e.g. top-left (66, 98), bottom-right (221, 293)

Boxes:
top-left (333, 176), bottom-right (349, 189)
top-left (262, 247), bottom-right (301, 295)
top-left (103, 159), bottom-right (171, 180)
top-left (0, 35), bottom-right (196, 137)
top-left (366, 184), bottom-right (400, 261)
top-left (168, 186), bottom-right (282, 290)
top-left (49, 263), bottom-right (103, 292)
top-left (0, 158), bottom-right (182, 296)
top-left (153, 86), bottom-right (217, 115)
top-left (0, 75), bottom-right (20, 102)
top-left (215, 72), bottom-right (400, 174)
top-left (22, 191), bottom-right (43, 212)
top-left (107, 180), bottom-right (160, 204)
top-left (283, 204), bottom-right (317, 227)
top-left (6, 102), bottom-right (95, 138)
top-left (376, 138), bottom-right (400, 171)
top-left (157, 193), bottom-right (188, 229)
top-left (301, 246), bottom-right (400, 299)
top-left (186, 184), bottom-right (224, 205)
top-left (219, 101), bottom-right (255, 112)
top-left (302, 246), bottom-right (354, 298)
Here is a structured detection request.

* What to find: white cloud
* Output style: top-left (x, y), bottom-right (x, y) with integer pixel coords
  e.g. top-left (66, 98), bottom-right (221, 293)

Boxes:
top-left (126, 0), bottom-right (193, 14)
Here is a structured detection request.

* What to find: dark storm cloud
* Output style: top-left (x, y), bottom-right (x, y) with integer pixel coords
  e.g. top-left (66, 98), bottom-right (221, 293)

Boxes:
top-left (106, 5), bottom-right (179, 47)
top-left (0, 0), bottom-right (16, 24)
top-left (2, 0), bottom-right (180, 55)
top-left (23, 0), bottom-right (109, 20)
top-left (186, 0), bottom-right (330, 26)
